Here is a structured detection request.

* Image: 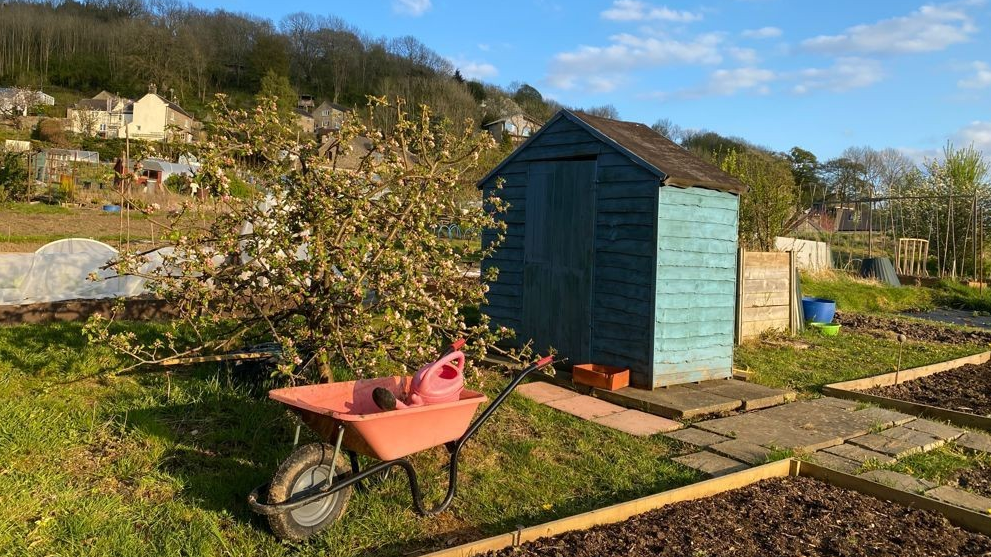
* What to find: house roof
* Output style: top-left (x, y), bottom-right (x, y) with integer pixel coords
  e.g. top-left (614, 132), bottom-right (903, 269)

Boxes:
top-left (74, 98), bottom-right (134, 112)
top-left (139, 93), bottom-right (194, 120)
top-left (314, 100), bottom-right (352, 113)
top-left (478, 109), bottom-right (746, 195)
top-left (294, 108), bottom-right (314, 118)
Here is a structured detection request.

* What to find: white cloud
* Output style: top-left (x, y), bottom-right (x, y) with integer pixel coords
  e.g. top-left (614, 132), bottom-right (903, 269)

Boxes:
top-left (741, 26), bottom-right (782, 39)
top-left (601, 0), bottom-right (702, 23)
top-left (392, 0), bottom-right (431, 17)
top-left (677, 67), bottom-right (777, 98)
top-left (477, 43), bottom-right (491, 52)
top-left (801, 2), bottom-right (977, 55)
top-left (792, 57), bottom-right (883, 94)
top-left (547, 33), bottom-right (723, 91)
top-left (727, 46), bottom-right (759, 64)
top-left (955, 120), bottom-right (991, 153)
top-left (448, 57), bottom-right (498, 80)
top-left (959, 61), bottom-right (991, 88)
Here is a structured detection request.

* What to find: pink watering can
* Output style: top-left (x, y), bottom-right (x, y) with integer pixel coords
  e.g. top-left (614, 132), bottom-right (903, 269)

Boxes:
top-left (371, 340), bottom-right (466, 411)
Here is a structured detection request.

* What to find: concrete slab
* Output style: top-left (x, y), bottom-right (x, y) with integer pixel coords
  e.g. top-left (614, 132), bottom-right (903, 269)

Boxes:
top-left (591, 409), bottom-right (681, 436)
top-left (516, 381), bottom-right (579, 404)
top-left (902, 419), bottom-right (966, 441)
top-left (852, 407), bottom-right (917, 428)
top-left (847, 433), bottom-right (927, 459)
top-left (858, 470), bottom-right (938, 494)
top-left (810, 452), bottom-right (862, 474)
top-left (672, 451), bottom-right (749, 478)
top-left (601, 385), bottom-right (741, 419)
top-left (957, 431), bottom-right (991, 454)
top-left (757, 401), bottom-right (874, 438)
top-left (694, 412), bottom-right (845, 452)
top-left (663, 428), bottom-right (731, 448)
top-left (805, 397), bottom-right (860, 411)
top-left (708, 439), bottom-right (774, 465)
top-left (925, 485), bottom-right (991, 514)
top-left (683, 380), bottom-right (796, 411)
top-left (821, 443), bottom-right (897, 465)
top-left (545, 395), bottom-right (624, 420)
top-left (877, 426), bottom-right (945, 452)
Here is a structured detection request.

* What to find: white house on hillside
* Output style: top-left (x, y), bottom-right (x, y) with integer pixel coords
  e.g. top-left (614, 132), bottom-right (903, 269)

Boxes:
top-left (67, 85), bottom-right (196, 143)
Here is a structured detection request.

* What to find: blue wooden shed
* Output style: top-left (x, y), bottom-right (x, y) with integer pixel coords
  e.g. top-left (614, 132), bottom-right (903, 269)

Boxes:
top-left (478, 110), bottom-right (746, 389)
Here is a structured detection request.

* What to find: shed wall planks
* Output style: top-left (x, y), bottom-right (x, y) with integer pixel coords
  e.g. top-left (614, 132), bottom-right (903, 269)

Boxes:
top-left (651, 186), bottom-right (738, 387)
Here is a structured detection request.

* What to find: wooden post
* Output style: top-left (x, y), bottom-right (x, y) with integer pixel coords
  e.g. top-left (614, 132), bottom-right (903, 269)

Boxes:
top-left (789, 250), bottom-right (797, 335)
top-left (735, 248), bottom-right (745, 345)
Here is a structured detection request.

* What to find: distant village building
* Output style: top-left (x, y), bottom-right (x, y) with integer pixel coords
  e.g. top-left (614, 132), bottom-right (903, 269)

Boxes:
top-left (67, 91), bottom-right (132, 138)
top-left (482, 113), bottom-right (541, 144)
top-left (312, 100), bottom-right (350, 134)
top-left (66, 85), bottom-right (196, 143)
top-left (297, 94), bottom-right (315, 111)
top-left (295, 108), bottom-right (315, 135)
top-left (0, 87), bottom-right (55, 116)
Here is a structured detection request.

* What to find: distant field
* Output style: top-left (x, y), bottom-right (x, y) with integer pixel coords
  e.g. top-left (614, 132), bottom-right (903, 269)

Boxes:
top-left (0, 202), bottom-right (191, 253)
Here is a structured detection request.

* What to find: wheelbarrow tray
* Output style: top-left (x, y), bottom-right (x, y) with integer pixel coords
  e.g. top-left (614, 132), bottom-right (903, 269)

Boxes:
top-left (269, 377), bottom-right (487, 461)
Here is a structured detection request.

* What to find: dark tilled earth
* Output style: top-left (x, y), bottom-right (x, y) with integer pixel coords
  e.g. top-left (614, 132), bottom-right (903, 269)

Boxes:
top-left (484, 477), bottom-right (991, 557)
top-left (864, 361), bottom-right (991, 416)
top-left (953, 463), bottom-right (991, 499)
top-left (836, 311), bottom-right (991, 345)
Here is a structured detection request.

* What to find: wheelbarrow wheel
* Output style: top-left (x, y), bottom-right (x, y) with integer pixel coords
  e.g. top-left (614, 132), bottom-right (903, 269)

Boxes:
top-left (266, 442), bottom-right (352, 541)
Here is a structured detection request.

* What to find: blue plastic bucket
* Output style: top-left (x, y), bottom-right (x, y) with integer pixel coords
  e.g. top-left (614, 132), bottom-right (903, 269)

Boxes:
top-left (802, 296), bottom-right (836, 324)
top-left (102, 204), bottom-right (121, 213)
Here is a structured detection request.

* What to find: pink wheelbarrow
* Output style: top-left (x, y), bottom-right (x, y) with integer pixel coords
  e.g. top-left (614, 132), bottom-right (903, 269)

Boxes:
top-left (247, 340), bottom-right (555, 541)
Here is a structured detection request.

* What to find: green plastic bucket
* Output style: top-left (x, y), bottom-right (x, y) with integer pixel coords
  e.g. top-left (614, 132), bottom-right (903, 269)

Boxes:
top-left (810, 322), bottom-right (841, 336)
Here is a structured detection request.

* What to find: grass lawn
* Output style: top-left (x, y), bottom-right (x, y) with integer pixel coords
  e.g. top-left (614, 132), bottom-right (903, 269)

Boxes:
top-left (735, 329), bottom-right (986, 394)
top-left (0, 322), bottom-right (699, 557)
top-left (801, 270), bottom-right (991, 315)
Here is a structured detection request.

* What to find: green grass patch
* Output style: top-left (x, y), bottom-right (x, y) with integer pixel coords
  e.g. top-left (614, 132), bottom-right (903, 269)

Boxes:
top-left (801, 271), bottom-right (935, 314)
top-left (734, 329), bottom-right (984, 394)
top-left (0, 322), bottom-right (700, 557)
top-left (866, 444), bottom-right (991, 485)
top-left (1, 202), bottom-right (72, 215)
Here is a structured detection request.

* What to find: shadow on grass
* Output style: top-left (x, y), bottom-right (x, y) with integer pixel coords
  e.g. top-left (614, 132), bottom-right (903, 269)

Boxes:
top-left (124, 392), bottom-right (299, 523)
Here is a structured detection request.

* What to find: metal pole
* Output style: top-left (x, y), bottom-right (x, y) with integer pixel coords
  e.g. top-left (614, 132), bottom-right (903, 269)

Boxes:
top-left (868, 201), bottom-right (874, 259)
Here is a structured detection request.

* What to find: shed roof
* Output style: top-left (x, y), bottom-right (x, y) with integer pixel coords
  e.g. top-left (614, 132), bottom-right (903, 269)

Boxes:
top-left (478, 109), bottom-right (746, 195)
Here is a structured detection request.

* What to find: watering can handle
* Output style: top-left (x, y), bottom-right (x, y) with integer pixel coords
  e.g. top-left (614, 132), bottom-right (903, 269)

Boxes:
top-left (416, 350), bottom-right (465, 384)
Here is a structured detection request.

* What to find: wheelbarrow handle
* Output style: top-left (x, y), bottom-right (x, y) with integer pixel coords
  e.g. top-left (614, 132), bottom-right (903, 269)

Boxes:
top-left (446, 338), bottom-right (466, 353)
top-left (455, 354), bottom-right (558, 449)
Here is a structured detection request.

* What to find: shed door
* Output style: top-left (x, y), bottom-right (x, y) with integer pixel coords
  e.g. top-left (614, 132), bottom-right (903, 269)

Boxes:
top-left (523, 160), bottom-right (596, 362)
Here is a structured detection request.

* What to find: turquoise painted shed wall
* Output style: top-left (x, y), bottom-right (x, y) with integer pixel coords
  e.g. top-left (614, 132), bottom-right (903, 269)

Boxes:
top-left (652, 186), bottom-right (739, 388)
top-left (480, 111), bottom-right (740, 389)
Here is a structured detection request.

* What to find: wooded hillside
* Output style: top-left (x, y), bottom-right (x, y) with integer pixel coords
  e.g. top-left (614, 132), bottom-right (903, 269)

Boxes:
top-left (0, 0), bottom-right (558, 124)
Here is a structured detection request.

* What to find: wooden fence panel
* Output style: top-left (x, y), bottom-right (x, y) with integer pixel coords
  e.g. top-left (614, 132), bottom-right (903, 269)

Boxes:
top-left (736, 249), bottom-right (797, 342)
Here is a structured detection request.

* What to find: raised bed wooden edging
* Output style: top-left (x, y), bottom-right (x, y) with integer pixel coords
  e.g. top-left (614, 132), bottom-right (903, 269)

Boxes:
top-left (420, 459), bottom-right (991, 557)
top-left (822, 351), bottom-right (991, 432)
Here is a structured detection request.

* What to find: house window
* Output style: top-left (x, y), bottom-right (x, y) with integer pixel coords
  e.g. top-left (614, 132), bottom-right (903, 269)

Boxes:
top-left (322, 110), bottom-right (329, 116)
top-left (505, 122), bottom-right (517, 133)
top-left (100, 124), bottom-right (106, 131)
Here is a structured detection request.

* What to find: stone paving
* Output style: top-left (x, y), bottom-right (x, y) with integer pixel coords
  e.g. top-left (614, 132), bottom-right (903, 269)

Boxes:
top-left (518, 378), bottom-right (991, 515)
top-left (516, 381), bottom-right (681, 436)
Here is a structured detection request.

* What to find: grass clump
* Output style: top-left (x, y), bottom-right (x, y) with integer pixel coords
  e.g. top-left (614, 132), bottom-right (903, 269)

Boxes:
top-left (800, 271), bottom-right (934, 314)
top-left (734, 329), bottom-right (984, 394)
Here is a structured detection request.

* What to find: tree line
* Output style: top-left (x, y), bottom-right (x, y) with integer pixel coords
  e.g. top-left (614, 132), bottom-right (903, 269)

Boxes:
top-left (0, 0), bottom-right (564, 127)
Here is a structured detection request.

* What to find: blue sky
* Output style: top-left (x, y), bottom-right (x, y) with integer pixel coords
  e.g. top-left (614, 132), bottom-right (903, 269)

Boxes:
top-left (195, 0), bottom-right (991, 162)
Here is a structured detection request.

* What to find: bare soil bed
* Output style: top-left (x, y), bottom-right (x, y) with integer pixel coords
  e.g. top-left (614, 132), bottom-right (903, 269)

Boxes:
top-left (953, 463), bottom-right (991, 499)
top-left (483, 476), bottom-right (991, 557)
top-left (864, 360), bottom-right (991, 416)
top-left (836, 311), bottom-right (991, 345)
